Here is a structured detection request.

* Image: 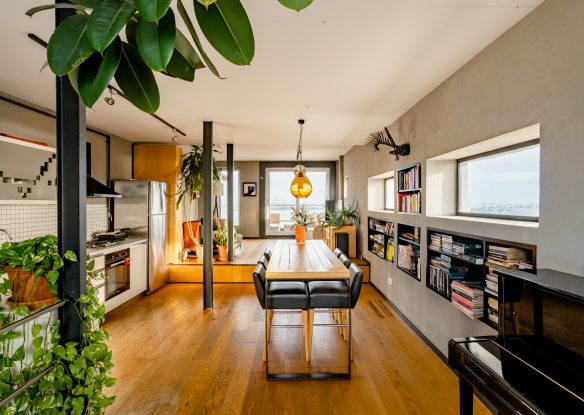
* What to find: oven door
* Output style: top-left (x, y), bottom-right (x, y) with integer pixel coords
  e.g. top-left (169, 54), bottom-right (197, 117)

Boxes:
top-left (105, 258), bottom-right (130, 300)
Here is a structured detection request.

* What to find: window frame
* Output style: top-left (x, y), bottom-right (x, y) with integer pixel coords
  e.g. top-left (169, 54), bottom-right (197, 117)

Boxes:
top-left (219, 168), bottom-right (240, 227)
top-left (384, 176), bottom-right (395, 211)
top-left (456, 139), bottom-right (540, 222)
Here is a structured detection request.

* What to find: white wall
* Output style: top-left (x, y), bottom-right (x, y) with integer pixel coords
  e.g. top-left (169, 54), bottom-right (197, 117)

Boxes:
top-left (344, 0), bottom-right (584, 354)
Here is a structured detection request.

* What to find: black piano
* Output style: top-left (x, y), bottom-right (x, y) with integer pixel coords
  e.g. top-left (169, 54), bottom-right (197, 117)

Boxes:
top-left (449, 268), bottom-right (584, 414)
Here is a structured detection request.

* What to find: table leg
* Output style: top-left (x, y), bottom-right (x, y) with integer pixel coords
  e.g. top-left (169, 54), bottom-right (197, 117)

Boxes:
top-left (459, 377), bottom-right (474, 415)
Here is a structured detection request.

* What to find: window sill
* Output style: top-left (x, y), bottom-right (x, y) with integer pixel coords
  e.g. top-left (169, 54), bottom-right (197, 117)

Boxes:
top-left (368, 209), bottom-right (395, 215)
top-left (428, 215), bottom-right (539, 228)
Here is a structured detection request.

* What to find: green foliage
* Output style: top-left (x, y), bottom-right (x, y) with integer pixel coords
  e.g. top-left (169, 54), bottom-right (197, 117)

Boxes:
top-left (278, 0), bottom-right (313, 12)
top-left (25, 0), bottom-right (316, 113)
top-left (322, 202), bottom-right (360, 229)
top-left (176, 144), bottom-right (221, 208)
top-left (213, 226), bottom-right (228, 246)
top-left (291, 206), bottom-right (318, 227)
top-left (0, 236), bottom-right (115, 413)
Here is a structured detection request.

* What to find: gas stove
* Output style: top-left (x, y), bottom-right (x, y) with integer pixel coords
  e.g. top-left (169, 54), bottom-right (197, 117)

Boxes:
top-left (87, 229), bottom-right (128, 249)
top-left (87, 239), bottom-right (121, 249)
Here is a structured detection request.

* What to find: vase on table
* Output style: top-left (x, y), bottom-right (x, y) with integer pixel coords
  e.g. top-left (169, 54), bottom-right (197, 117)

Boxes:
top-left (295, 226), bottom-right (307, 244)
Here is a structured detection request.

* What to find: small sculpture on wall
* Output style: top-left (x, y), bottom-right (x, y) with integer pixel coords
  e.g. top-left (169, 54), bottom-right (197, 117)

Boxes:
top-left (365, 127), bottom-right (410, 160)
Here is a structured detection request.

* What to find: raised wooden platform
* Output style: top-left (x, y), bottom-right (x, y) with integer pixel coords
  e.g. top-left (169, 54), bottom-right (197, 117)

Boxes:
top-left (169, 239), bottom-right (370, 283)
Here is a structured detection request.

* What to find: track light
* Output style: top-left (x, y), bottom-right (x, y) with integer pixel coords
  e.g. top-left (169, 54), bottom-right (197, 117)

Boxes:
top-left (104, 88), bottom-right (115, 105)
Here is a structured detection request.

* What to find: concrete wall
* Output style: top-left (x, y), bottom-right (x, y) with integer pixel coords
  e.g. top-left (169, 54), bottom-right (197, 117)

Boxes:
top-left (343, 0), bottom-right (584, 354)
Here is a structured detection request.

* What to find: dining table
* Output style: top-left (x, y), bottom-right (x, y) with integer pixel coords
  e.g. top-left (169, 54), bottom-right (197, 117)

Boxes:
top-left (265, 239), bottom-right (351, 380)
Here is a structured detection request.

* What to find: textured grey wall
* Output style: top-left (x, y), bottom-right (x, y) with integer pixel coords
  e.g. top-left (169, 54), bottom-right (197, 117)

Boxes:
top-left (344, 0), bottom-right (584, 354)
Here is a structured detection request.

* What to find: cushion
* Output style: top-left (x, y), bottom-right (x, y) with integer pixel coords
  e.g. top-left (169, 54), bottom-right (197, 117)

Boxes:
top-left (308, 280), bottom-right (349, 309)
top-left (267, 281), bottom-right (308, 309)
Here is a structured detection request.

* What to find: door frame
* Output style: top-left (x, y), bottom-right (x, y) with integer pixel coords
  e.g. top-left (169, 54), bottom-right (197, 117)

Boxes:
top-left (259, 161), bottom-right (337, 238)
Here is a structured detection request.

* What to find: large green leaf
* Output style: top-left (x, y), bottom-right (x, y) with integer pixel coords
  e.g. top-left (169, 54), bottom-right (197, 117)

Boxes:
top-left (78, 37), bottom-right (122, 107)
top-left (47, 14), bottom-right (94, 76)
top-left (177, 0), bottom-right (222, 77)
top-left (164, 50), bottom-right (195, 81)
top-left (193, 0), bottom-right (254, 66)
top-left (125, 15), bottom-right (138, 46)
top-left (25, 4), bottom-right (87, 17)
top-left (88, 0), bottom-right (136, 53)
top-left (277, 0), bottom-right (313, 11)
top-left (135, 9), bottom-right (176, 71)
top-left (175, 29), bottom-right (205, 69)
top-left (134, 0), bottom-right (172, 22)
top-left (70, 0), bottom-right (103, 8)
top-left (114, 42), bottom-right (160, 113)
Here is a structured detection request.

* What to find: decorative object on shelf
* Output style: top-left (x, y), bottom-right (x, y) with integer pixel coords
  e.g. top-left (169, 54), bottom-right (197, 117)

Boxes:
top-left (0, 235), bottom-right (115, 413)
top-left (397, 223), bottom-right (421, 280)
top-left (291, 206), bottom-right (318, 244)
top-left (365, 127), bottom-right (410, 160)
top-left (214, 226), bottom-right (229, 262)
top-left (25, 0), bottom-right (314, 113)
top-left (242, 182), bottom-right (257, 197)
top-left (290, 119), bottom-right (313, 198)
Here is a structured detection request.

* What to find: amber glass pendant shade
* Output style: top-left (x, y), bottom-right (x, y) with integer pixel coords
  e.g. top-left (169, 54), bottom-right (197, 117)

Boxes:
top-left (290, 168), bottom-right (312, 198)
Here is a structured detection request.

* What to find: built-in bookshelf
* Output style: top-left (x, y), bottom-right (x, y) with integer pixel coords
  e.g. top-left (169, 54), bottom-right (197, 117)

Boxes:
top-left (425, 227), bottom-right (536, 329)
top-left (367, 217), bottom-right (395, 262)
top-left (397, 223), bottom-right (421, 280)
top-left (396, 163), bottom-right (422, 214)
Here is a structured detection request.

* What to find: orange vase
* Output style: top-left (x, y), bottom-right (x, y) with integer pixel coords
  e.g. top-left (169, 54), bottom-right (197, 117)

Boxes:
top-left (295, 226), bottom-right (307, 244)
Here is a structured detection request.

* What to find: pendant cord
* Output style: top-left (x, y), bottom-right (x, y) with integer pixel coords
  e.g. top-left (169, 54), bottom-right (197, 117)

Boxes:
top-left (296, 122), bottom-right (304, 163)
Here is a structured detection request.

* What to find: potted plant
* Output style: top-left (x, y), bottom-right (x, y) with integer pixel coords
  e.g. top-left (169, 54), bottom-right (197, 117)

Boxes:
top-left (291, 206), bottom-right (318, 244)
top-left (321, 202), bottom-right (360, 256)
top-left (214, 226), bottom-right (229, 261)
top-left (0, 235), bottom-right (76, 309)
top-left (0, 236), bottom-right (116, 413)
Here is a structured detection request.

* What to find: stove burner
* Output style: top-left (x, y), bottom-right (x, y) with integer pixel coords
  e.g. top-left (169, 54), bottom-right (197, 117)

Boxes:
top-left (87, 240), bottom-right (120, 249)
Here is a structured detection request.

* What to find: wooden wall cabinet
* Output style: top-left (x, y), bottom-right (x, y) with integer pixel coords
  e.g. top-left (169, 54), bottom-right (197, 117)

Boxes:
top-left (325, 225), bottom-right (357, 258)
top-left (133, 144), bottom-right (182, 263)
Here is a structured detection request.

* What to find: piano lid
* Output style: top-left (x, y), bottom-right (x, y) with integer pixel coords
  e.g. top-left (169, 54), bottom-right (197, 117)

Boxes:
top-left (462, 336), bottom-right (584, 414)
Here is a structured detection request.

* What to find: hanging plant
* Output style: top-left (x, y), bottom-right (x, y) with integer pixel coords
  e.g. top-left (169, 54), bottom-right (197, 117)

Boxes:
top-left (25, 0), bottom-right (314, 114)
top-left (0, 235), bottom-right (115, 413)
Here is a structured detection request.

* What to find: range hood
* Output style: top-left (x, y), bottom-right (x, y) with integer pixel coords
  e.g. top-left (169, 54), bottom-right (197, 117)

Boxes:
top-left (87, 143), bottom-right (120, 198)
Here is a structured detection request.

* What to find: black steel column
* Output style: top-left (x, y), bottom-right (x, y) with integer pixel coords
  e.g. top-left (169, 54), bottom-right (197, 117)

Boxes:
top-left (227, 144), bottom-right (234, 262)
top-left (56, 2), bottom-right (87, 342)
top-left (203, 121), bottom-right (214, 309)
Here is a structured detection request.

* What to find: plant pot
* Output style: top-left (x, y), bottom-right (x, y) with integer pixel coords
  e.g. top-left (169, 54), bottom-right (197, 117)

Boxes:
top-left (217, 246), bottom-right (228, 262)
top-left (4, 267), bottom-right (56, 309)
top-left (295, 226), bottom-right (307, 244)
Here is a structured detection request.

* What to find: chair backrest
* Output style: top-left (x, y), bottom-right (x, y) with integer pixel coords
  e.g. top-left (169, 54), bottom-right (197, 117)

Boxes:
top-left (252, 263), bottom-right (266, 309)
top-left (264, 249), bottom-right (272, 262)
top-left (348, 263), bottom-right (364, 309)
top-left (182, 221), bottom-right (201, 251)
top-left (258, 254), bottom-right (269, 270)
top-left (333, 248), bottom-right (344, 258)
top-left (339, 253), bottom-right (351, 268)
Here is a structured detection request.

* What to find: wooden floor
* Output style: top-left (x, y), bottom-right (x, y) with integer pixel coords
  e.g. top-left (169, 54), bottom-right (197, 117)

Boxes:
top-left (177, 239), bottom-right (277, 265)
top-left (103, 284), bottom-right (490, 414)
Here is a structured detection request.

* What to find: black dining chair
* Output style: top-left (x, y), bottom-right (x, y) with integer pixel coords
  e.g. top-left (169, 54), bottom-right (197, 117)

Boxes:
top-left (307, 263), bottom-right (364, 367)
top-left (264, 249), bottom-right (272, 262)
top-left (258, 253), bottom-right (269, 270)
top-left (252, 263), bottom-right (310, 362)
top-left (333, 248), bottom-right (344, 258)
top-left (338, 253), bottom-right (351, 268)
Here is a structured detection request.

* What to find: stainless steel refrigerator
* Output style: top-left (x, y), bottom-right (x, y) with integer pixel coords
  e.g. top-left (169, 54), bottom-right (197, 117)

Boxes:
top-left (113, 180), bottom-right (169, 293)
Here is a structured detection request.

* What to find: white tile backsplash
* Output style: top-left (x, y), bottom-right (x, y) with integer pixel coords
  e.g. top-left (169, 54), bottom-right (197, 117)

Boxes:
top-left (0, 203), bottom-right (108, 243)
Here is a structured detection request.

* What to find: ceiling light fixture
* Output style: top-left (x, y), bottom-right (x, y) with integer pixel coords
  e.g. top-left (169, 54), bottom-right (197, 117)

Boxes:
top-left (290, 119), bottom-right (312, 198)
top-left (104, 87), bottom-right (115, 105)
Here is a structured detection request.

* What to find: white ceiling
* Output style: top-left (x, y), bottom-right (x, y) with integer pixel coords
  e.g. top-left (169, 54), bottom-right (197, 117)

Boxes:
top-left (0, 0), bottom-right (543, 160)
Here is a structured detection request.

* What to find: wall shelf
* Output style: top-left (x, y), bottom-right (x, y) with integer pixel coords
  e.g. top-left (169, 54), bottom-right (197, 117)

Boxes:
top-left (367, 217), bottom-right (395, 263)
top-left (396, 163), bottom-right (422, 215)
top-left (396, 223), bottom-right (421, 280)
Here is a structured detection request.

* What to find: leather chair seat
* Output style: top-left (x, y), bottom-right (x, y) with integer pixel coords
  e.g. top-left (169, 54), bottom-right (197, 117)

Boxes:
top-left (308, 280), bottom-right (349, 309)
top-left (267, 281), bottom-right (308, 309)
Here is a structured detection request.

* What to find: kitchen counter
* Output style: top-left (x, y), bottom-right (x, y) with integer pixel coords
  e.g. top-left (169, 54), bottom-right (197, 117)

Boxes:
top-left (87, 237), bottom-right (148, 258)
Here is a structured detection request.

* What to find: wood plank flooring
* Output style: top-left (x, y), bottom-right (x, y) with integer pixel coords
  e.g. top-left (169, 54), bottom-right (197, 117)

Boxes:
top-left (103, 284), bottom-right (490, 414)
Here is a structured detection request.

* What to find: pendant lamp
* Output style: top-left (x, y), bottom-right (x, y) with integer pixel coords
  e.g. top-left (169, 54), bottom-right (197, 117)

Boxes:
top-left (290, 119), bottom-right (312, 198)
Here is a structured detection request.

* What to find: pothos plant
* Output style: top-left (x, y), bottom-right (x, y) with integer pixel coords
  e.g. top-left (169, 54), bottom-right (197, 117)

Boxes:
top-left (0, 235), bottom-right (115, 414)
top-left (25, 0), bottom-right (315, 114)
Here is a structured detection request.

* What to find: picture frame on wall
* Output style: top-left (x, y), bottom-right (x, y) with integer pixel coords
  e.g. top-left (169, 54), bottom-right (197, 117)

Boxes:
top-left (242, 182), bottom-right (257, 197)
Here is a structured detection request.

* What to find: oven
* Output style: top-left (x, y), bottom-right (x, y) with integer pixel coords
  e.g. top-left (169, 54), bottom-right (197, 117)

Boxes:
top-left (105, 248), bottom-right (131, 300)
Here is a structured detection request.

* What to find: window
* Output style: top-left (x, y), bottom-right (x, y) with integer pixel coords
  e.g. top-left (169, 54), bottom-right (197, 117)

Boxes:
top-left (457, 142), bottom-right (540, 221)
top-left (219, 170), bottom-right (240, 226)
top-left (265, 167), bottom-right (329, 235)
top-left (384, 177), bottom-right (395, 210)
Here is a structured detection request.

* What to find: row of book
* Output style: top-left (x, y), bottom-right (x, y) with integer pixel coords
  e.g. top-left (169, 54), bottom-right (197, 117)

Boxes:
top-left (429, 233), bottom-right (483, 264)
top-left (428, 255), bottom-right (467, 296)
top-left (397, 164), bottom-right (421, 191)
top-left (397, 243), bottom-right (419, 277)
top-left (370, 234), bottom-right (385, 245)
top-left (487, 297), bottom-right (499, 325)
top-left (485, 268), bottom-right (498, 297)
top-left (398, 193), bottom-right (421, 213)
top-left (451, 281), bottom-right (484, 319)
top-left (368, 219), bottom-right (395, 236)
top-left (486, 245), bottom-right (532, 269)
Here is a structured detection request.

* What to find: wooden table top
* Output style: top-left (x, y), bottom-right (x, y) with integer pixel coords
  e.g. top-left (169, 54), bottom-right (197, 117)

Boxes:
top-left (266, 240), bottom-right (350, 280)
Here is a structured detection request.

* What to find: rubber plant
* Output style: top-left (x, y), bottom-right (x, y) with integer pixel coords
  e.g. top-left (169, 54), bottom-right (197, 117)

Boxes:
top-left (25, 0), bottom-right (315, 114)
top-left (0, 235), bottom-right (115, 414)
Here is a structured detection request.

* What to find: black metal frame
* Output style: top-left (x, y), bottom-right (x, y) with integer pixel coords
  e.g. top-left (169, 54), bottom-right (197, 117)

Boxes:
top-left (227, 144), bottom-right (234, 262)
top-left (456, 140), bottom-right (540, 222)
top-left (202, 121), bottom-right (214, 309)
